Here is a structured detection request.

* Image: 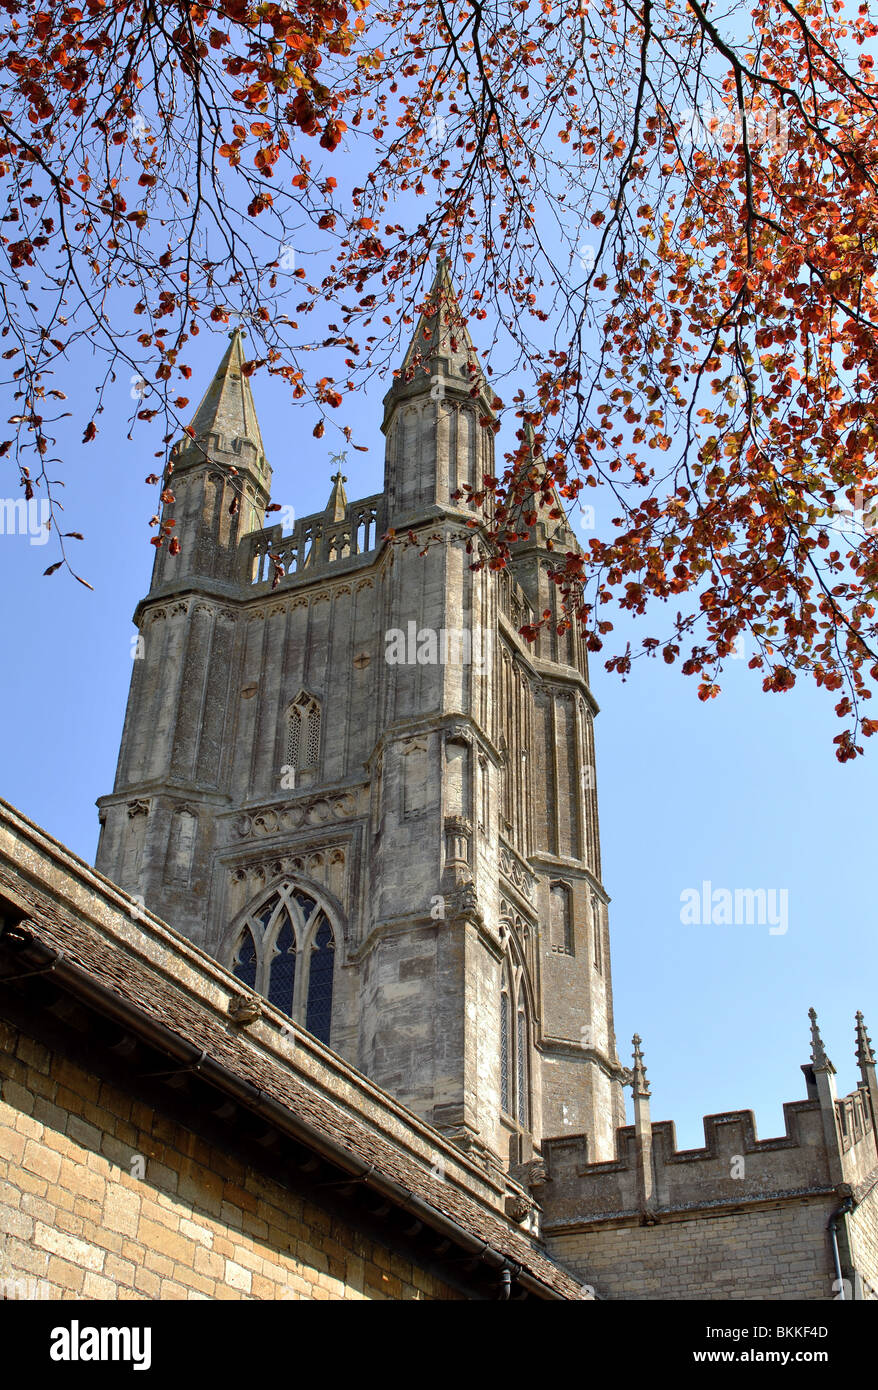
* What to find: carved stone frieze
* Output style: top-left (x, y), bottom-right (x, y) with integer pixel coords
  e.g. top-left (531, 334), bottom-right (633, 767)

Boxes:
top-left (499, 845), bottom-right (536, 902)
top-left (233, 790), bottom-right (357, 840)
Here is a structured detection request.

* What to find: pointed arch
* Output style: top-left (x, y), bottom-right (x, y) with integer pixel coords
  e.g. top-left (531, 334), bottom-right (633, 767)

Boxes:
top-left (498, 934), bottom-right (533, 1130)
top-left (224, 877), bottom-right (342, 1048)
top-left (165, 805), bottom-right (197, 886)
top-left (516, 979), bottom-right (530, 1127)
top-left (500, 973), bottom-right (512, 1115)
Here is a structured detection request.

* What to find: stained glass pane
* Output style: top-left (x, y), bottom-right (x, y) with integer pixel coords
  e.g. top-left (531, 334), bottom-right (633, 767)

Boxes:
top-left (305, 917), bottom-right (335, 1045)
top-left (516, 1002), bottom-right (528, 1127)
top-left (232, 931), bottom-right (258, 990)
top-left (500, 990), bottom-right (510, 1114)
top-left (268, 912), bottom-right (297, 1016)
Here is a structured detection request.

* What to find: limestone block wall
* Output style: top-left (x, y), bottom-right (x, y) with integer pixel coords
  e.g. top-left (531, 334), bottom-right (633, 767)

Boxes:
top-left (548, 1198), bottom-right (839, 1301)
top-left (0, 1019), bottom-right (460, 1301)
top-left (848, 1186), bottom-right (878, 1297)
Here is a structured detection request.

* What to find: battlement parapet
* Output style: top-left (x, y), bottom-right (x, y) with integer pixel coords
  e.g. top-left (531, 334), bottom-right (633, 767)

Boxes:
top-left (541, 1100), bottom-right (848, 1228)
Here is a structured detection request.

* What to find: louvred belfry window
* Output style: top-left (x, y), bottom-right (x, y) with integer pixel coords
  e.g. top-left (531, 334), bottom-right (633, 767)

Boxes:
top-left (286, 692), bottom-right (321, 772)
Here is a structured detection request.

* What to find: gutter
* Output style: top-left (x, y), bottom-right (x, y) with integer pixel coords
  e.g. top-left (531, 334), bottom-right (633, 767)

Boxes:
top-left (0, 922), bottom-right (571, 1301)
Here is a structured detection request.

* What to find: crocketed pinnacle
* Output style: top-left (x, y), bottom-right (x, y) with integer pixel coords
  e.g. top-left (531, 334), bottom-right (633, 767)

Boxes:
top-left (396, 253), bottom-right (485, 389)
top-left (808, 1007), bottom-right (836, 1075)
top-left (855, 1010), bottom-right (875, 1068)
top-left (632, 1034), bottom-right (651, 1097)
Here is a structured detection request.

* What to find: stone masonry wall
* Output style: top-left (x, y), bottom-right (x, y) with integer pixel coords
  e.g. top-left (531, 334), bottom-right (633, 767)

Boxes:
top-left (849, 1184), bottom-right (878, 1297)
top-left (547, 1198), bottom-right (838, 1301)
top-left (0, 1017), bottom-right (461, 1301)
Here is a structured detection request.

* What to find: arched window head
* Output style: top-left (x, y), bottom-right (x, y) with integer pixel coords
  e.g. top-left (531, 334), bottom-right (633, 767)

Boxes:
top-left (499, 953), bottom-right (530, 1131)
top-left (516, 985), bottom-right (529, 1127)
top-left (500, 982), bottom-right (511, 1115)
top-left (286, 692), bottom-right (321, 773)
top-left (229, 881), bottom-right (338, 1046)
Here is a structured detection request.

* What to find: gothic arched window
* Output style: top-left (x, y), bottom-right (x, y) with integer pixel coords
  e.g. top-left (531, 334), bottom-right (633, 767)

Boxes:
top-left (500, 981), bottom-right (511, 1114)
top-left (516, 984), bottom-right (529, 1127)
top-left (229, 882), bottom-right (338, 1046)
top-left (499, 953), bottom-right (530, 1129)
top-left (286, 692), bottom-right (321, 774)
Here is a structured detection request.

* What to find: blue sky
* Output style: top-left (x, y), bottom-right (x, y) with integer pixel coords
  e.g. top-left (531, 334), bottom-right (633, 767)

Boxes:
top-left (0, 321), bottom-right (874, 1150)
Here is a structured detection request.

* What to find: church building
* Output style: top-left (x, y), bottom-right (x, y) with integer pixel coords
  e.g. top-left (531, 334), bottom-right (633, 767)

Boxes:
top-left (1, 261), bottom-right (876, 1300)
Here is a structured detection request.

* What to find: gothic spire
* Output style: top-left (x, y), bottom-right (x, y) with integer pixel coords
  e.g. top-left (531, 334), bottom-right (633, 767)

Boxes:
top-left (186, 327), bottom-right (265, 459)
top-left (808, 1007), bottom-right (836, 1075)
top-left (395, 253), bottom-right (485, 392)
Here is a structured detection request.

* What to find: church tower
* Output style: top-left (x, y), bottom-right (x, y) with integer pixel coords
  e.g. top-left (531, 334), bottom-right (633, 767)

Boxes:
top-left (95, 262), bottom-right (626, 1174)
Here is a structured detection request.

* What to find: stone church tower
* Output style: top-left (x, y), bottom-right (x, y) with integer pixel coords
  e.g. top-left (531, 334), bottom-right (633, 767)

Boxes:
top-left (95, 260), bottom-right (626, 1171)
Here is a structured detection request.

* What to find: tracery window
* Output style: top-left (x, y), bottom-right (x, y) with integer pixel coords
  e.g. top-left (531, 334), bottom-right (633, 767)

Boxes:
top-left (229, 882), bottom-right (337, 1046)
top-left (286, 692), bottom-right (321, 773)
top-left (500, 981), bottom-right (511, 1114)
top-left (499, 950), bottom-right (530, 1129)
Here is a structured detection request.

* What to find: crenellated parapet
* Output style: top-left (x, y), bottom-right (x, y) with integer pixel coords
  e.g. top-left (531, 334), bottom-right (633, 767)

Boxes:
top-left (542, 1100), bottom-right (836, 1229)
top-left (541, 1016), bottom-right (878, 1231)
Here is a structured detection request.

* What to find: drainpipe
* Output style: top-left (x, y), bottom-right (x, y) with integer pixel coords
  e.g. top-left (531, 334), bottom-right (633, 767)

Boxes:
top-left (827, 1196), bottom-right (854, 1299)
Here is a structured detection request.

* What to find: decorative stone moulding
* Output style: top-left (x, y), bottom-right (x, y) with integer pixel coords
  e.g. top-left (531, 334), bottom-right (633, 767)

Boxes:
top-left (499, 846), bottom-right (536, 901)
top-left (233, 791), bottom-right (357, 840)
top-left (228, 846), bottom-right (346, 892)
